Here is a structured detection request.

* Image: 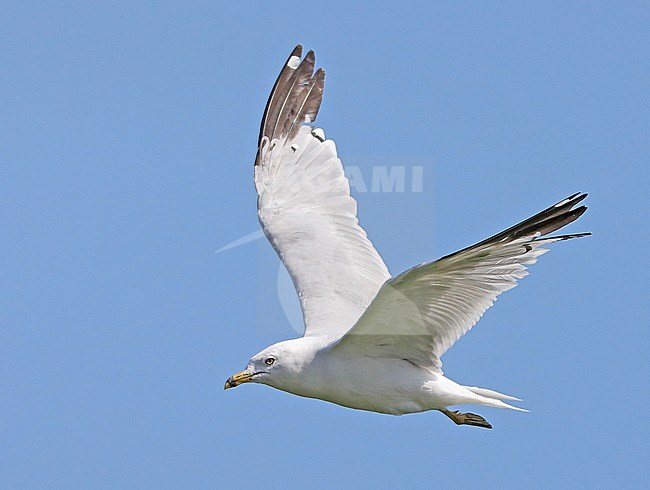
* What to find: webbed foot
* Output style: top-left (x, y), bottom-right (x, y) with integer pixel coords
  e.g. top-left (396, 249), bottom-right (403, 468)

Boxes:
top-left (441, 409), bottom-right (492, 429)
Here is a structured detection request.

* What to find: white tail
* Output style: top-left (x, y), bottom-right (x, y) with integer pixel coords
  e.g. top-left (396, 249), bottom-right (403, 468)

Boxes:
top-left (464, 386), bottom-right (528, 412)
top-left (464, 385), bottom-right (521, 401)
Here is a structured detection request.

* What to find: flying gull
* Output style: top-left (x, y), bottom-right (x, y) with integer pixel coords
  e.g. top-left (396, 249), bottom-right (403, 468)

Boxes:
top-left (224, 46), bottom-right (589, 429)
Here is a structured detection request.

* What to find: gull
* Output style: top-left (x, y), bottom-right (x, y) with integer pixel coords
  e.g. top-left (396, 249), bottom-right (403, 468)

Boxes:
top-left (224, 46), bottom-right (589, 428)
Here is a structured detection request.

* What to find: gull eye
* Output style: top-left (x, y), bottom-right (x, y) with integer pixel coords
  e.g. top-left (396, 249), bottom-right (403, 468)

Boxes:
top-left (264, 357), bottom-right (275, 366)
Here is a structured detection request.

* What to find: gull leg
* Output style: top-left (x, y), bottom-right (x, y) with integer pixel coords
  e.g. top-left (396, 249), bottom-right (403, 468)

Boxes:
top-left (441, 409), bottom-right (492, 429)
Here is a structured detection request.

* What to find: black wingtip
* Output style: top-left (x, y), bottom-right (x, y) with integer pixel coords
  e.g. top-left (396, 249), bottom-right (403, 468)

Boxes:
top-left (291, 44), bottom-right (303, 57)
top-left (554, 192), bottom-right (587, 209)
top-left (546, 231), bottom-right (592, 242)
top-left (440, 192), bottom-right (590, 260)
top-left (302, 50), bottom-right (316, 68)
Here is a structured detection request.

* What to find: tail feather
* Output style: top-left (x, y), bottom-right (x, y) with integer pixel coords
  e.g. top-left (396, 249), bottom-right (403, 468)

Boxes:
top-left (464, 386), bottom-right (522, 401)
top-left (464, 386), bottom-right (529, 412)
top-left (485, 398), bottom-right (529, 412)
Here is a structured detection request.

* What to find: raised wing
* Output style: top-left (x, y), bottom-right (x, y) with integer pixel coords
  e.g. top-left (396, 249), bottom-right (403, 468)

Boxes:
top-left (331, 193), bottom-right (589, 372)
top-left (255, 46), bottom-right (391, 338)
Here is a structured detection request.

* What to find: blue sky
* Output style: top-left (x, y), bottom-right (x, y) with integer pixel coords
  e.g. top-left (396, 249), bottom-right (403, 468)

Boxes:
top-left (2, 2), bottom-right (649, 488)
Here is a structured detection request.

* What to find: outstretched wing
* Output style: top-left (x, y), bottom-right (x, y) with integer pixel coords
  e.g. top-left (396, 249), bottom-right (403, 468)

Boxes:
top-left (331, 193), bottom-right (589, 372)
top-left (255, 46), bottom-right (391, 338)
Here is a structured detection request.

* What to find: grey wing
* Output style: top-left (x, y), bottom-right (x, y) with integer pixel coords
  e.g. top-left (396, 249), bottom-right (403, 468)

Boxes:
top-left (255, 46), bottom-right (391, 338)
top-left (332, 193), bottom-right (589, 372)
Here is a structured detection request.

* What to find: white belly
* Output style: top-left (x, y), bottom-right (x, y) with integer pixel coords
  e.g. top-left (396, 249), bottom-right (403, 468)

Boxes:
top-left (270, 355), bottom-right (465, 415)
